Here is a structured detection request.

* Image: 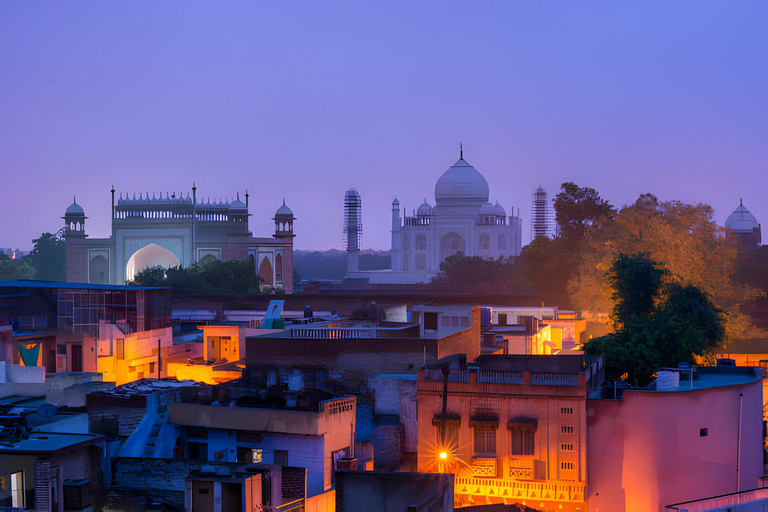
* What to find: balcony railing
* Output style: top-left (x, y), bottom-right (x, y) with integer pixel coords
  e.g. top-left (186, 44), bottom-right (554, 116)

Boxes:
top-left (455, 476), bottom-right (585, 503)
top-left (477, 370), bottom-right (523, 385)
top-left (530, 372), bottom-right (579, 386)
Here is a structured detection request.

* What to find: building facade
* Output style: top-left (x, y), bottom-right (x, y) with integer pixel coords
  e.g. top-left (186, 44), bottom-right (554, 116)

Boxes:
top-left (64, 188), bottom-right (295, 292)
top-left (417, 353), bottom-right (603, 510)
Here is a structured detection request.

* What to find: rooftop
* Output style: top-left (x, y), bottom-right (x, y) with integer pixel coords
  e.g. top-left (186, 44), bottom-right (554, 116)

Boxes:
top-left (0, 280), bottom-right (170, 291)
top-left (0, 432), bottom-right (103, 453)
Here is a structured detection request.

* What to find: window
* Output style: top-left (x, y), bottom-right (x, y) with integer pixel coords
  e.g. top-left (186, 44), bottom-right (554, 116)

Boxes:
top-left (116, 339), bottom-right (125, 360)
top-left (11, 471), bottom-right (23, 508)
top-left (424, 313), bottom-right (438, 331)
top-left (460, 316), bottom-right (469, 327)
top-left (149, 362), bottom-right (156, 375)
top-left (561, 443), bottom-right (574, 451)
top-left (561, 462), bottom-right (574, 470)
top-left (441, 316), bottom-right (450, 327)
top-left (498, 313), bottom-right (508, 325)
top-left (57, 344), bottom-right (67, 355)
top-left (128, 365), bottom-right (136, 373)
top-left (561, 425), bottom-right (574, 434)
top-left (473, 427), bottom-right (496, 457)
top-left (451, 316), bottom-right (459, 327)
top-left (560, 407), bottom-right (573, 415)
top-left (700, 428), bottom-right (708, 437)
top-left (510, 429), bottom-right (535, 455)
top-left (274, 450), bottom-right (289, 466)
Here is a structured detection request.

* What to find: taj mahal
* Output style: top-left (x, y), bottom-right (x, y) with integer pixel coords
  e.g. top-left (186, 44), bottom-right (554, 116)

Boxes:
top-left (346, 149), bottom-right (522, 285)
top-left (64, 186), bottom-right (295, 293)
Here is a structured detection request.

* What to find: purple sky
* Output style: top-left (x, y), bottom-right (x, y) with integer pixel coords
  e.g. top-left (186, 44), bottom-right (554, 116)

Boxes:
top-left (1, 1), bottom-right (766, 252)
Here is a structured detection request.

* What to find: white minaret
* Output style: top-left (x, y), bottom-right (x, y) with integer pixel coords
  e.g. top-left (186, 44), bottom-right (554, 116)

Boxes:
top-left (391, 198), bottom-right (402, 271)
top-left (343, 188), bottom-right (362, 273)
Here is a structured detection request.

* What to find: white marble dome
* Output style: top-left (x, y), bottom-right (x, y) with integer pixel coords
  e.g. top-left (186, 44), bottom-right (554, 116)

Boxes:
top-left (275, 201), bottom-right (294, 217)
top-left (417, 200), bottom-right (432, 216)
top-left (726, 201), bottom-right (759, 233)
top-left (434, 158), bottom-right (490, 206)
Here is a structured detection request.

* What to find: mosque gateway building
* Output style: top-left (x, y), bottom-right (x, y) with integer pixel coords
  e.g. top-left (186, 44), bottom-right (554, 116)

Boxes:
top-left (64, 187), bottom-right (295, 292)
top-left (346, 151), bottom-right (522, 285)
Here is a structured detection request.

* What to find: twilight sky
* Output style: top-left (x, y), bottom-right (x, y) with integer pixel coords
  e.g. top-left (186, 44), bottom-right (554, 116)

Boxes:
top-left (1, 1), bottom-right (766, 252)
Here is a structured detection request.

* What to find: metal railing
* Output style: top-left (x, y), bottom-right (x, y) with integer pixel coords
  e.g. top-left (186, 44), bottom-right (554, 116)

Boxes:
top-left (477, 370), bottom-right (523, 385)
top-left (455, 476), bottom-right (585, 502)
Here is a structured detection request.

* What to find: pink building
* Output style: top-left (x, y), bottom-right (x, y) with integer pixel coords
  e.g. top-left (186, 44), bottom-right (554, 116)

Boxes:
top-left (588, 365), bottom-right (764, 512)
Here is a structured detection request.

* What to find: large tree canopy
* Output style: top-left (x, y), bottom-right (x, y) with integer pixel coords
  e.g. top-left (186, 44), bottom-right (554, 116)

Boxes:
top-left (569, 194), bottom-right (759, 338)
top-left (554, 182), bottom-right (616, 242)
top-left (0, 253), bottom-right (37, 281)
top-left (129, 257), bottom-right (264, 294)
top-left (24, 231), bottom-right (66, 281)
top-left (584, 253), bottom-right (726, 386)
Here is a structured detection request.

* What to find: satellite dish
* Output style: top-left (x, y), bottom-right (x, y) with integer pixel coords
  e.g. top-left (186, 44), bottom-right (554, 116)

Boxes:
top-left (37, 403), bottom-right (57, 419)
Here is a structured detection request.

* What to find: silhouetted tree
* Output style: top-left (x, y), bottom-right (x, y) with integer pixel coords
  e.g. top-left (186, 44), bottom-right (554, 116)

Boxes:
top-left (24, 231), bottom-right (66, 281)
top-left (129, 258), bottom-right (263, 294)
top-left (0, 253), bottom-right (37, 280)
top-left (554, 182), bottom-right (616, 242)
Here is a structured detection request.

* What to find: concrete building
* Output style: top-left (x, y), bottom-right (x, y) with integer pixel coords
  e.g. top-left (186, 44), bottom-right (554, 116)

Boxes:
top-left (168, 391), bottom-right (356, 498)
top-left (0, 431), bottom-right (103, 512)
top-left (335, 470), bottom-right (454, 512)
top-left (63, 188), bottom-right (295, 292)
top-left (588, 365), bottom-right (764, 512)
top-left (417, 353), bottom-right (603, 510)
top-left (0, 280), bottom-right (171, 377)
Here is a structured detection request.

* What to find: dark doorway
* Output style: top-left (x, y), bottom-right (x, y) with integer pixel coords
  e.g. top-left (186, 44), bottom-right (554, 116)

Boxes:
top-left (71, 344), bottom-right (83, 372)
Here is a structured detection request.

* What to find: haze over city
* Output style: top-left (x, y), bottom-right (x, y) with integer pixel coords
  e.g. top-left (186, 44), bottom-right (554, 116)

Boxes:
top-left (1, 1), bottom-right (766, 251)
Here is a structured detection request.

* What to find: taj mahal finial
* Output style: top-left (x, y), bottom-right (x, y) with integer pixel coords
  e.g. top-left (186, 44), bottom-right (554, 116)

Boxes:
top-left (460, 143), bottom-right (463, 160)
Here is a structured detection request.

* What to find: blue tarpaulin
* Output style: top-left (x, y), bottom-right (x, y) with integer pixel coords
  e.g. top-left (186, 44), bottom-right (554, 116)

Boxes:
top-left (19, 343), bottom-right (40, 366)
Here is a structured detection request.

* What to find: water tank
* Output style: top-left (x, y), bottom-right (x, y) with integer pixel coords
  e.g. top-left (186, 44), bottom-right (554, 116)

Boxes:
top-left (656, 371), bottom-right (680, 392)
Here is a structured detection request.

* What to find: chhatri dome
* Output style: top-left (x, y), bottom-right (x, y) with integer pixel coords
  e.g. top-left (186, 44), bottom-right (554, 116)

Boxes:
top-left (65, 197), bottom-right (85, 215)
top-left (275, 199), bottom-right (294, 217)
top-left (725, 200), bottom-right (759, 233)
top-left (434, 148), bottom-right (490, 206)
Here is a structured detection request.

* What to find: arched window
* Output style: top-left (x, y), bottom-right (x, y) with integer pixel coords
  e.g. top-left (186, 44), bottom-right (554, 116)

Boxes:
top-left (498, 234), bottom-right (507, 251)
top-left (416, 235), bottom-right (427, 251)
top-left (259, 257), bottom-right (274, 286)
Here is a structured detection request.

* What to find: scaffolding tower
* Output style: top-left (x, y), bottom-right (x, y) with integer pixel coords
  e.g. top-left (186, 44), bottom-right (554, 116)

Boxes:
top-left (342, 188), bottom-right (362, 251)
top-left (531, 186), bottom-right (553, 240)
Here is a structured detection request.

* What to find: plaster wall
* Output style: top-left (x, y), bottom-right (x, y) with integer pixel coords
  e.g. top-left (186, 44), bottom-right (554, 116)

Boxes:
top-left (587, 379), bottom-right (764, 512)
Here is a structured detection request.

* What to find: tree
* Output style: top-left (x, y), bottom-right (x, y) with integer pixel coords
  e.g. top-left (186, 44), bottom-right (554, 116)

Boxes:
top-left (0, 253), bottom-right (37, 280)
top-left (569, 194), bottom-right (760, 337)
top-left (433, 253), bottom-right (518, 291)
top-left (129, 258), bottom-right (263, 294)
top-left (24, 231), bottom-right (66, 281)
top-left (554, 182), bottom-right (615, 242)
top-left (584, 254), bottom-right (726, 386)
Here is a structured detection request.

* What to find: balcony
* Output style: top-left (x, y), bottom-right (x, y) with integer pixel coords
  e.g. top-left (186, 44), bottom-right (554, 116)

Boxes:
top-left (455, 476), bottom-right (584, 503)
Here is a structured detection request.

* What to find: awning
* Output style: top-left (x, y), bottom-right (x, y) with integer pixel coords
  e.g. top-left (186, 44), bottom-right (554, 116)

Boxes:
top-left (507, 416), bottom-right (538, 431)
top-left (469, 414), bottom-right (499, 428)
top-left (432, 412), bottom-right (461, 425)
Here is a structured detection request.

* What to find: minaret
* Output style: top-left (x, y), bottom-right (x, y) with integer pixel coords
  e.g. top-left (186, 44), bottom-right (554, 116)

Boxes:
top-left (391, 198), bottom-right (402, 271)
top-left (531, 186), bottom-right (552, 240)
top-left (343, 189), bottom-right (362, 273)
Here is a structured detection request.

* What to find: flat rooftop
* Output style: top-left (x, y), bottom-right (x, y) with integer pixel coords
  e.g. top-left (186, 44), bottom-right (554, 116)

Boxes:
top-left (650, 366), bottom-right (762, 392)
top-left (0, 432), bottom-right (102, 453)
top-left (0, 279), bottom-right (169, 291)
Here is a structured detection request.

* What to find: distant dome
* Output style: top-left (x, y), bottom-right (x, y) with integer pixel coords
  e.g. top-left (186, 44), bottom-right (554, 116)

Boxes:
top-left (417, 200), bottom-right (432, 216)
top-left (275, 201), bottom-right (293, 217)
top-left (726, 201), bottom-right (759, 233)
top-left (479, 202), bottom-right (497, 215)
top-left (435, 158), bottom-right (490, 207)
top-left (494, 201), bottom-right (507, 217)
top-left (229, 194), bottom-right (247, 211)
top-left (65, 198), bottom-right (84, 215)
